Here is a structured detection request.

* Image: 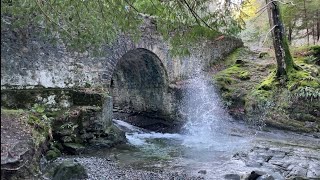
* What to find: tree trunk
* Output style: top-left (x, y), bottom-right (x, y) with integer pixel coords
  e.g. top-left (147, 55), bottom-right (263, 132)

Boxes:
top-left (265, 0), bottom-right (294, 79)
top-left (317, 10), bottom-right (320, 41)
top-left (288, 23), bottom-right (292, 44)
top-left (313, 23), bottom-right (316, 45)
top-left (303, 0), bottom-right (309, 45)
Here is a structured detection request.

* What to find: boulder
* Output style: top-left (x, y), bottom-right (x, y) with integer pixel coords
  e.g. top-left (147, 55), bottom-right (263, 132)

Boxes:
top-left (63, 143), bottom-right (85, 155)
top-left (52, 160), bottom-right (87, 180)
top-left (224, 173), bottom-right (241, 180)
top-left (45, 149), bottom-right (61, 161)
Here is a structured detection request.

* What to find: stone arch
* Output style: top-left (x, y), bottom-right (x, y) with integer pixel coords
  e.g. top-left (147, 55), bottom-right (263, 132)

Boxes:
top-left (110, 48), bottom-right (171, 118)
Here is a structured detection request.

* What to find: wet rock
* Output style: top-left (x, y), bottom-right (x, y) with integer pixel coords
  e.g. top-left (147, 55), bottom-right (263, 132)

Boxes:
top-left (89, 138), bottom-right (114, 148)
top-left (52, 160), bottom-right (87, 180)
top-left (256, 174), bottom-right (275, 180)
top-left (233, 152), bottom-right (248, 159)
top-left (63, 143), bottom-right (85, 154)
top-left (45, 149), bottom-right (61, 161)
top-left (104, 124), bottom-right (127, 144)
top-left (198, 170), bottom-right (207, 174)
top-left (80, 133), bottom-right (94, 140)
top-left (224, 173), bottom-right (240, 180)
top-left (288, 177), bottom-right (309, 180)
top-left (285, 164), bottom-right (308, 178)
top-left (245, 160), bottom-right (263, 167)
top-left (245, 170), bottom-right (266, 180)
top-left (307, 162), bottom-right (320, 177)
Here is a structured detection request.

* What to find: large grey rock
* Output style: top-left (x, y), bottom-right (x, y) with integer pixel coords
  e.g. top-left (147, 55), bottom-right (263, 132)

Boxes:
top-left (63, 143), bottom-right (85, 155)
top-left (52, 160), bottom-right (87, 180)
top-left (104, 124), bottom-right (127, 144)
top-left (224, 173), bottom-right (241, 180)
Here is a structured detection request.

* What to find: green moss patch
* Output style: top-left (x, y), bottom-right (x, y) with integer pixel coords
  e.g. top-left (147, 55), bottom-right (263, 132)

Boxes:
top-left (257, 72), bottom-right (278, 91)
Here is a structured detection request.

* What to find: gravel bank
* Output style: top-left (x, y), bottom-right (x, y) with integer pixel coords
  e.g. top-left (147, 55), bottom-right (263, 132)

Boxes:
top-left (49, 157), bottom-right (204, 180)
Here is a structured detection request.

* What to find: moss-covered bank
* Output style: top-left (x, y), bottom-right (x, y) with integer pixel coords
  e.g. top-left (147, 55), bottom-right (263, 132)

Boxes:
top-left (213, 46), bottom-right (319, 133)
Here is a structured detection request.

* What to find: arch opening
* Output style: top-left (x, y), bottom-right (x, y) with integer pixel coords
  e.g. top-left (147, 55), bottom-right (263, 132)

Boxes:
top-left (111, 48), bottom-right (171, 120)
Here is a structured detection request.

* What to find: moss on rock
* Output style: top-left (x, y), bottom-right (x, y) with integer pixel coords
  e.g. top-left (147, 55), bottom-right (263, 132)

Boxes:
top-left (45, 149), bottom-right (61, 161)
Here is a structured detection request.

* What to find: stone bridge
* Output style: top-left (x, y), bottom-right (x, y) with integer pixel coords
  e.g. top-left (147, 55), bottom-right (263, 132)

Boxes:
top-left (1, 17), bottom-right (243, 120)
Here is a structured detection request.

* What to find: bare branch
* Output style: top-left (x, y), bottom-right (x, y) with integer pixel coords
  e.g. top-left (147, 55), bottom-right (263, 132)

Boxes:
top-left (262, 25), bottom-right (277, 45)
top-left (124, 0), bottom-right (140, 13)
top-left (149, 0), bottom-right (160, 12)
top-left (180, 0), bottom-right (201, 26)
top-left (180, 0), bottom-right (215, 31)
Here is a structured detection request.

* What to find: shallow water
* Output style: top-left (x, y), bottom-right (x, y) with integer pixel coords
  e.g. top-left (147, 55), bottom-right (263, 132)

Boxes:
top-left (106, 76), bottom-right (252, 173)
top-left (51, 76), bottom-right (320, 179)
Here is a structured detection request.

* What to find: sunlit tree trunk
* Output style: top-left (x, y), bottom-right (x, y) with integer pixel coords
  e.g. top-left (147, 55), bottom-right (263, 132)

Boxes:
top-left (265, 0), bottom-right (294, 79)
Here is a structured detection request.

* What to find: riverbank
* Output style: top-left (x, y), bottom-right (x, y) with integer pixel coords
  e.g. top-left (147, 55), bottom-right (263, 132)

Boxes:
top-left (213, 45), bottom-right (320, 133)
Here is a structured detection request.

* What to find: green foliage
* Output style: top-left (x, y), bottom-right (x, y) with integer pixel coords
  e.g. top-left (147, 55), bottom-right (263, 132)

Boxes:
top-left (217, 64), bottom-right (251, 81)
top-left (32, 103), bottom-right (45, 113)
top-left (287, 69), bottom-right (320, 90)
top-left (281, 0), bottom-right (319, 43)
top-left (1, 109), bottom-right (25, 115)
top-left (60, 122), bottom-right (78, 132)
top-left (169, 25), bottom-right (221, 56)
top-left (293, 86), bottom-right (320, 101)
top-left (239, 71), bottom-right (250, 80)
top-left (310, 45), bottom-right (320, 55)
top-left (304, 55), bottom-right (317, 64)
top-left (258, 72), bottom-right (277, 91)
top-left (46, 149), bottom-right (61, 161)
top-left (1, 0), bottom-right (245, 54)
top-left (28, 104), bottom-right (52, 147)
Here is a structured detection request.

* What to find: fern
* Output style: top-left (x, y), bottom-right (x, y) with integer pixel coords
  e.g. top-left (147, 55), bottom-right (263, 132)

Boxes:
top-left (293, 87), bottom-right (320, 100)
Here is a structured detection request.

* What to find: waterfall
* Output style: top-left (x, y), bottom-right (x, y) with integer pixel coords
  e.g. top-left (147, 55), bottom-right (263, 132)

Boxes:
top-left (180, 75), bottom-right (234, 149)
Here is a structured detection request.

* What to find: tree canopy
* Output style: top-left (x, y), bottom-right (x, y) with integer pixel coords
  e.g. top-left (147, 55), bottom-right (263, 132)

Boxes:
top-left (1, 0), bottom-right (248, 54)
top-left (280, 0), bottom-right (319, 45)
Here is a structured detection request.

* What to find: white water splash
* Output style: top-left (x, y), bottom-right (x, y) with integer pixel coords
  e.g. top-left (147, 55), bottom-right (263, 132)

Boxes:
top-left (180, 76), bottom-right (234, 149)
top-left (113, 119), bottom-right (183, 146)
top-left (113, 75), bottom-right (246, 151)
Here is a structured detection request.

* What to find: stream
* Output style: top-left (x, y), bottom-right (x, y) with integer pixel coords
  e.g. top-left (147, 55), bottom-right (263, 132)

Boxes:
top-left (47, 76), bottom-right (320, 179)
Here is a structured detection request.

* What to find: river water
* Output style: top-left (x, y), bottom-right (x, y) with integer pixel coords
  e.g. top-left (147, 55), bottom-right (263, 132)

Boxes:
top-left (49, 76), bottom-right (320, 179)
top-left (103, 76), bottom-right (253, 177)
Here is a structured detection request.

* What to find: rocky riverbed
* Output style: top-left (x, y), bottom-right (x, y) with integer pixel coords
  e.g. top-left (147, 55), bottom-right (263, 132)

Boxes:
top-left (41, 120), bottom-right (320, 180)
top-left (42, 157), bottom-right (204, 180)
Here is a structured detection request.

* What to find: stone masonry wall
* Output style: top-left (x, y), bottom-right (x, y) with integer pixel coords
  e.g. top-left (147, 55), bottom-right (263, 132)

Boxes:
top-left (1, 17), bottom-right (243, 89)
